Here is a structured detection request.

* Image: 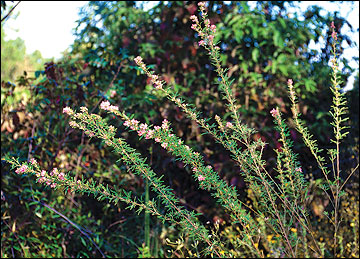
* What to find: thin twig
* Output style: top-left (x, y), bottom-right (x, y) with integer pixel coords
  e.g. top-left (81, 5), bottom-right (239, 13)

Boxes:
top-left (339, 163), bottom-right (359, 191)
top-left (33, 198), bottom-right (106, 258)
top-left (1, 1), bottom-right (21, 23)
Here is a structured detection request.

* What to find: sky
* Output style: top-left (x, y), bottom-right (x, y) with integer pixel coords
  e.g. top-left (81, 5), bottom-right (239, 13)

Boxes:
top-left (2, 1), bottom-right (359, 90)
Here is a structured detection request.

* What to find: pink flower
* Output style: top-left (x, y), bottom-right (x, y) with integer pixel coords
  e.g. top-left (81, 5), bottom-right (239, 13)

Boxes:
top-left (155, 138), bottom-right (161, 143)
top-left (162, 119), bottom-right (169, 130)
top-left (137, 129), bottom-right (146, 136)
top-left (110, 90), bottom-right (117, 98)
top-left (52, 168), bottom-right (59, 176)
top-left (134, 56), bottom-right (143, 64)
top-left (198, 2), bottom-right (205, 7)
top-left (191, 24), bottom-right (197, 30)
top-left (124, 120), bottom-right (130, 127)
top-left (63, 107), bottom-right (74, 116)
top-left (193, 167), bottom-right (197, 172)
top-left (41, 170), bottom-right (46, 177)
top-left (198, 175), bottom-right (205, 181)
top-left (58, 173), bottom-right (65, 181)
top-left (154, 80), bottom-right (163, 90)
top-left (50, 183), bottom-right (57, 188)
top-left (140, 123), bottom-right (148, 130)
top-left (151, 75), bottom-right (158, 81)
top-left (198, 40), bottom-right (205, 46)
top-left (154, 126), bottom-right (161, 131)
top-left (69, 121), bottom-right (78, 128)
top-left (287, 79), bottom-right (293, 86)
top-left (190, 15), bottom-right (198, 23)
top-left (295, 167), bottom-right (302, 172)
top-left (270, 108), bottom-right (279, 118)
top-left (204, 19), bottom-right (210, 27)
top-left (109, 105), bottom-right (119, 112)
top-left (130, 119), bottom-right (140, 129)
top-left (210, 24), bottom-right (216, 33)
top-left (80, 106), bottom-right (88, 113)
top-left (226, 122), bottom-right (233, 128)
top-left (161, 142), bottom-right (168, 149)
top-left (30, 158), bottom-right (37, 165)
top-left (208, 35), bottom-right (214, 43)
top-left (332, 31), bottom-right (337, 40)
top-left (100, 100), bottom-right (110, 110)
top-left (331, 21), bottom-right (335, 29)
top-left (38, 177), bottom-right (46, 183)
top-left (18, 165), bottom-right (28, 173)
top-left (145, 129), bottom-right (154, 139)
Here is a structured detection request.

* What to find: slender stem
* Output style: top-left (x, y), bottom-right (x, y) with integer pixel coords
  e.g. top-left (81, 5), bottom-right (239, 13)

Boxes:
top-left (1, 1), bottom-right (21, 23)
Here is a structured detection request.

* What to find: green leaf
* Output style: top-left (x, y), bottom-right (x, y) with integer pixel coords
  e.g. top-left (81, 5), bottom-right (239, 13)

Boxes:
top-left (278, 65), bottom-right (289, 76)
top-left (273, 30), bottom-right (284, 47)
top-left (234, 29), bottom-right (244, 42)
top-left (252, 48), bottom-right (259, 62)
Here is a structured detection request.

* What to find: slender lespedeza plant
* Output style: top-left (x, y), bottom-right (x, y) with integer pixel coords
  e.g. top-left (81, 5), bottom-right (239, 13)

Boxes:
top-left (4, 2), bottom-right (358, 258)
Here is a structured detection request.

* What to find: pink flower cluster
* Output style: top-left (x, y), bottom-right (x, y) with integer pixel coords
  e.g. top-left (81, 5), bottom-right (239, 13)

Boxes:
top-left (295, 167), bottom-right (302, 173)
top-left (63, 107), bottom-right (74, 116)
top-left (270, 108), bottom-right (280, 118)
top-left (123, 118), bottom-right (174, 148)
top-left (198, 175), bottom-right (206, 181)
top-left (124, 118), bottom-right (140, 130)
top-left (36, 168), bottom-right (65, 189)
top-left (190, 15), bottom-right (198, 24)
top-left (198, 2), bottom-right (207, 15)
top-left (145, 129), bottom-right (155, 139)
top-left (331, 21), bottom-right (335, 29)
top-left (30, 158), bottom-right (37, 165)
top-left (69, 121), bottom-right (79, 128)
top-left (134, 56), bottom-right (146, 70)
top-left (15, 164), bottom-right (28, 174)
top-left (134, 56), bottom-right (164, 90)
top-left (162, 119), bottom-right (169, 130)
top-left (330, 21), bottom-right (337, 41)
top-left (110, 90), bottom-right (117, 98)
top-left (193, 167), bottom-right (206, 181)
top-left (150, 74), bottom-right (164, 90)
top-left (137, 123), bottom-right (148, 136)
top-left (84, 130), bottom-right (95, 138)
top-left (226, 122), bottom-right (233, 128)
top-left (190, 5), bottom-right (217, 48)
top-left (14, 161), bottom-right (65, 189)
top-left (100, 100), bottom-right (119, 112)
top-left (50, 168), bottom-right (65, 180)
top-left (80, 106), bottom-right (88, 113)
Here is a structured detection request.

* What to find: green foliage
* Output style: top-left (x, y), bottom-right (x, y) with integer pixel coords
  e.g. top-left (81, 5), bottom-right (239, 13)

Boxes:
top-left (1, 1), bottom-right (359, 258)
top-left (1, 24), bottom-right (49, 83)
